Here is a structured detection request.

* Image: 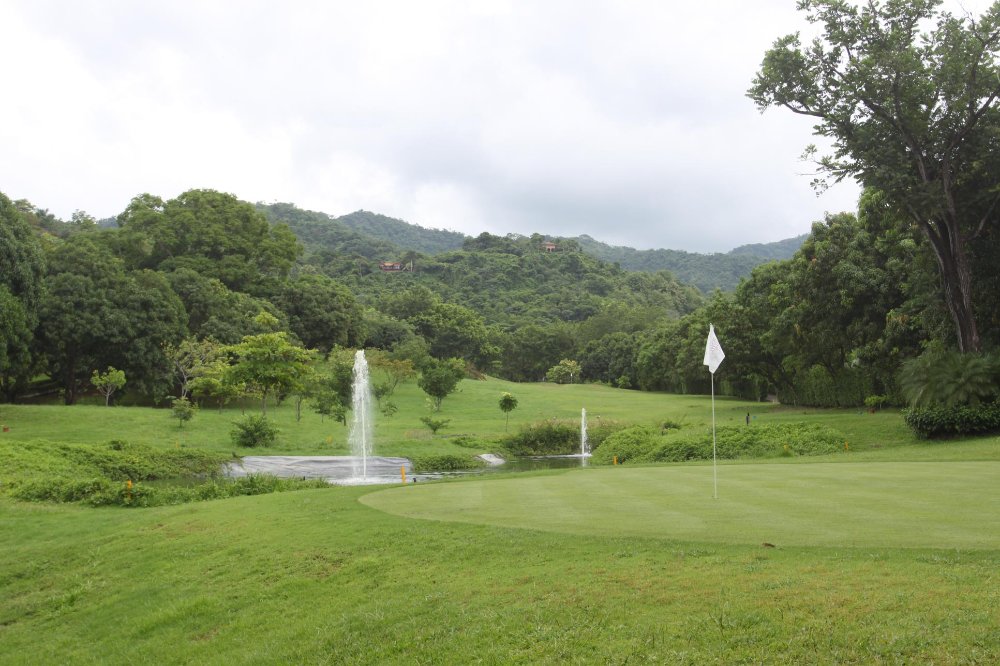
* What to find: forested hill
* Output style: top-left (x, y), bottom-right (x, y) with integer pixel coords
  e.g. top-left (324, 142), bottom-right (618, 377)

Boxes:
top-left (257, 203), bottom-right (401, 259)
top-left (572, 234), bottom-right (806, 293)
top-left (336, 210), bottom-right (467, 254)
top-left (267, 201), bottom-right (805, 293)
top-left (729, 234), bottom-right (809, 259)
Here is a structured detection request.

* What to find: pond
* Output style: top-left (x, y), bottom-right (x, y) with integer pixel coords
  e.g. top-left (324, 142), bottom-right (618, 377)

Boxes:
top-left (225, 454), bottom-right (593, 486)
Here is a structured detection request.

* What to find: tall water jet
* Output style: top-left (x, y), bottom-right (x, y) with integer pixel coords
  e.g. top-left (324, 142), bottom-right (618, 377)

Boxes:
top-left (580, 407), bottom-right (590, 466)
top-left (348, 349), bottom-right (374, 479)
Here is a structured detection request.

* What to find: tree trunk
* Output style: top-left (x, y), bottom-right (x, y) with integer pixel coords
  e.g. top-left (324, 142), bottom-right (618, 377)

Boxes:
top-left (922, 216), bottom-right (981, 353)
top-left (63, 359), bottom-right (77, 405)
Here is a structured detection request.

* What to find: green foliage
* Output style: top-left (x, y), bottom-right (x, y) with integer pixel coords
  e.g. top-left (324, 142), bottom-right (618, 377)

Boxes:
top-left (503, 421), bottom-right (579, 455)
top-left (750, 1), bottom-right (1000, 352)
top-left (591, 423), bottom-right (847, 464)
top-left (419, 415), bottom-right (450, 435)
top-left (8, 473), bottom-right (328, 507)
top-left (225, 331), bottom-right (314, 414)
top-left (903, 402), bottom-right (1000, 439)
top-left (417, 357), bottom-right (465, 411)
top-left (899, 351), bottom-right (1000, 408)
top-left (118, 189), bottom-right (301, 293)
top-left (498, 392), bottom-right (518, 431)
top-left (279, 273), bottom-right (363, 354)
top-left (231, 415), bottom-right (279, 448)
top-left (90, 367), bottom-right (126, 406)
top-left (170, 396), bottom-right (197, 427)
top-left (864, 395), bottom-right (889, 410)
top-left (409, 453), bottom-right (485, 473)
top-left (546, 359), bottom-right (581, 384)
top-left (573, 232), bottom-right (800, 293)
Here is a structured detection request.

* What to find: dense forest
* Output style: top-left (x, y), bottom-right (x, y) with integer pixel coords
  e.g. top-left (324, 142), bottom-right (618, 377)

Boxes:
top-left (571, 234), bottom-right (805, 292)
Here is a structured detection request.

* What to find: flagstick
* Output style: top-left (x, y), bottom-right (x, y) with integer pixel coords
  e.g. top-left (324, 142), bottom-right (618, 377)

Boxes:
top-left (711, 372), bottom-right (718, 500)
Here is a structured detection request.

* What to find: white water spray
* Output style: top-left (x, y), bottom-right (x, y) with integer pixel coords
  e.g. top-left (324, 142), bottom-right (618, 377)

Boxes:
top-left (348, 350), bottom-right (374, 479)
top-left (581, 407), bottom-right (590, 466)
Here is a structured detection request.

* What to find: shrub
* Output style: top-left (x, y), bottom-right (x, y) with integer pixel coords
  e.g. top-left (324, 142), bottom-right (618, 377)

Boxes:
top-left (410, 454), bottom-right (486, 473)
top-left (899, 351), bottom-right (1000, 408)
top-left (903, 402), bottom-right (1000, 438)
top-left (591, 423), bottom-right (846, 464)
top-left (231, 415), bottom-right (279, 448)
top-left (419, 416), bottom-right (450, 435)
top-left (503, 421), bottom-right (579, 455)
top-left (590, 426), bottom-right (659, 464)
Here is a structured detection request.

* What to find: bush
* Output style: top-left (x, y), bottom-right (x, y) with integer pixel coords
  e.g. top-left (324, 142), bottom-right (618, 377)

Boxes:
top-left (590, 426), bottom-right (659, 464)
top-left (410, 454), bottom-right (486, 473)
top-left (231, 415), bottom-right (278, 448)
top-left (503, 421), bottom-right (579, 455)
top-left (903, 402), bottom-right (1000, 438)
top-left (591, 423), bottom-right (847, 465)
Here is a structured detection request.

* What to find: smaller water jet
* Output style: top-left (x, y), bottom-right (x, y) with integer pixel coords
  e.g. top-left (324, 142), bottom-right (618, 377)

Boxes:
top-left (581, 407), bottom-right (590, 466)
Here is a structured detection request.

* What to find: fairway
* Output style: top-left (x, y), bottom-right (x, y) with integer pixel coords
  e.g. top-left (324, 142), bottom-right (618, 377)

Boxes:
top-left (362, 461), bottom-right (1000, 549)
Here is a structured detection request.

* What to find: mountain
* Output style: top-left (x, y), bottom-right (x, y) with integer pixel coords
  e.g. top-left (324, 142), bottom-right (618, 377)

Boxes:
top-left (260, 202), bottom-right (804, 293)
top-left (729, 234), bottom-right (809, 260)
top-left (571, 234), bottom-right (805, 292)
top-left (335, 210), bottom-right (467, 254)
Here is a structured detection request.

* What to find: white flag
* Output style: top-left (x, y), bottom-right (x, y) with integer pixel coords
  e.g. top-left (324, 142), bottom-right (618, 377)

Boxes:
top-left (703, 324), bottom-right (725, 374)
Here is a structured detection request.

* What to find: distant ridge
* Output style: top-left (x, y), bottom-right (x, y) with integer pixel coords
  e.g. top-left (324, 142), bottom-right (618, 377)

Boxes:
top-left (335, 210), bottom-right (467, 255)
top-left (571, 234), bottom-right (806, 293)
top-left (259, 201), bottom-right (805, 293)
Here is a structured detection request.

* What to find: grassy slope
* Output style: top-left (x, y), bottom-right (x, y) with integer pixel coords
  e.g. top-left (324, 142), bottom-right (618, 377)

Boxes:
top-left (0, 377), bottom-right (913, 456)
top-left (2, 383), bottom-right (999, 663)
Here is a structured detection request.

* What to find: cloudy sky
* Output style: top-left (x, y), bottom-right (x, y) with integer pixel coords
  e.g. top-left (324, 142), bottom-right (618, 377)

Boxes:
top-left (1, 1), bottom-right (978, 252)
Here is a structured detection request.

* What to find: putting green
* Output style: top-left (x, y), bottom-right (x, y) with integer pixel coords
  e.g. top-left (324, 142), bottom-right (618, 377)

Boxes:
top-left (361, 462), bottom-right (1000, 549)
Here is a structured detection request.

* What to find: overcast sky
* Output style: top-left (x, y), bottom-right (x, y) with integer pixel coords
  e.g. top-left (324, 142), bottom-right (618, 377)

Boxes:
top-left (0, 1), bottom-right (986, 252)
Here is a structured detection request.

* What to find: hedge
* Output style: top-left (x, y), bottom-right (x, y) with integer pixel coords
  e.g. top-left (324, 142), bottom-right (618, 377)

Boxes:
top-left (903, 402), bottom-right (1000, 438)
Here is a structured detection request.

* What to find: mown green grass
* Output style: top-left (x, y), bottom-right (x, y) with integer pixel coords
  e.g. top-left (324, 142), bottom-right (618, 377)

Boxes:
top-left (363, 461), bottom-right (1000, 549)
top-left (2, 383), bottom-right (999, 662)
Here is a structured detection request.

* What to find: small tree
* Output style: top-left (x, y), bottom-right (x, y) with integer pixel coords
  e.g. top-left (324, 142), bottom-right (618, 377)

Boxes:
top-left (417, 357), bottom-right (465, 411)
top-left (419, 415), bottom-right (451, 435)
top-left (231, 414), bottom-right (278, 448)
top-left (91, 367), bottom-right (126, 406)
top-left (499, 392), bottom-right (518, 431)
top-left (170, 396), bottom-right (197, 428)
top-left (546, 359), bottom-right (581, 385)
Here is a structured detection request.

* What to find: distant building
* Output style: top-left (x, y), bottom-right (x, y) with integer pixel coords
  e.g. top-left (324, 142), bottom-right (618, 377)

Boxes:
top-left (542, 241), bottom-right (558, 253)
top-left (379, 261), bottom-right (415, 272)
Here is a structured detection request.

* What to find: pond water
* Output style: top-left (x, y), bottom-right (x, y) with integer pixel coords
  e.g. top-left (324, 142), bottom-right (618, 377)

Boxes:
top-left (224, 454), bottom-right (592, 486)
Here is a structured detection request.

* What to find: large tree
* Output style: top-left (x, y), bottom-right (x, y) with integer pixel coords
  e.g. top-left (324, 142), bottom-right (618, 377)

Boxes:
top-left (749, 0), bottom-right (1000, 352)
top-left (116, 189), bottom-right (301, 293)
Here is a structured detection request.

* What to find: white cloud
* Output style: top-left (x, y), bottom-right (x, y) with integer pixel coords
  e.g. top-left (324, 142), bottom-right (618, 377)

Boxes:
top-left (5, 0), bottom-right (980, 251)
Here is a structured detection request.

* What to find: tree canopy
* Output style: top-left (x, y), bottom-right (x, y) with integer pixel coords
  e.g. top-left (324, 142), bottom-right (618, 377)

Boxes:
top-left (749, 0), bottom-right (1000, 352)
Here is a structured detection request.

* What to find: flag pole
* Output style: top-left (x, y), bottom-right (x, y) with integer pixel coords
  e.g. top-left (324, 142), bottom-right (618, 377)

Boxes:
top-left (704, 323), bottom-right (724, 500)
top-left (711, 371), bottom-right (717, 500)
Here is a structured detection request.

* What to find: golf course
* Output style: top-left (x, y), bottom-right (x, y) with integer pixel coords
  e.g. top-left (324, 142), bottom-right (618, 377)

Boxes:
top-left (2, 378), bottom-right (998, 664)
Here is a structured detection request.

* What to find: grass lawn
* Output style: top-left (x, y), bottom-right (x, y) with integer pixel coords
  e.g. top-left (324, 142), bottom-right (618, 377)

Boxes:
top-left (363, 461), bottom-right (1000, 549)
top-left (0, 376), bottom-right (913, 456)
top-left (2, 382), bottom-right (999, 662)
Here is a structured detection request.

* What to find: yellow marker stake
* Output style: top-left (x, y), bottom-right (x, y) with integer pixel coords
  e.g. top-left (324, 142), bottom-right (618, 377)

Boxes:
top-left (401, 466), bottom-right (406, 484)
top-left (613, 456), bottom-right (618, 466)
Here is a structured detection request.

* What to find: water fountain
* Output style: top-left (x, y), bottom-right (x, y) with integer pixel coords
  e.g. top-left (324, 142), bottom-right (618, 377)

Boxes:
top-left (580, 407), bottom-right (590, 466)
top-left (348, 349), bottom-right (374, 480)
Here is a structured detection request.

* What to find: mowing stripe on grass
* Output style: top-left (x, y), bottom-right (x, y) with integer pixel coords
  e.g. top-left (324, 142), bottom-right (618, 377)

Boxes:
top-left (361, 461), bottom-right (1000, 549)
